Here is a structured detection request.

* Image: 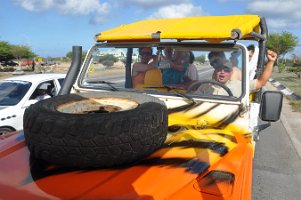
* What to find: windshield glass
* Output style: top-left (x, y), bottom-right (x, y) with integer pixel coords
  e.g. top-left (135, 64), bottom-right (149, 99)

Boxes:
top-left (0, 81), bottom-right (32, 106)
top-left (80, 44), bottom-right (245, 100)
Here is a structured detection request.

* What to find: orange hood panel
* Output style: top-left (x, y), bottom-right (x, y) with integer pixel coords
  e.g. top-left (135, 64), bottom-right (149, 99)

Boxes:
top-left (0, 126), bottom-right (252, 200)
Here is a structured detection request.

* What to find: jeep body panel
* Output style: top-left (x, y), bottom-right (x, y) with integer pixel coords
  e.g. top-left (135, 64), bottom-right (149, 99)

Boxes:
top-left (0, 128), bottom-right (252, 199)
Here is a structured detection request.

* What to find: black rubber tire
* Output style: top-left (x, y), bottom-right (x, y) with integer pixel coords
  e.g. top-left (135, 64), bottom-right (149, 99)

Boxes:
top-left (23, 92), bottom-right (168, 168)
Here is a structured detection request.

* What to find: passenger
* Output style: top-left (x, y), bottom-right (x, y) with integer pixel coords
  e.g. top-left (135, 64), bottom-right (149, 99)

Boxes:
top-left (208, 51), bottom-right (242, 81)
top-left (34, 84), bottom-right (51, 101)
top-left (132, 47), bottom-right (156, 88)
top-left (247, 44), bottom-right (259, 80)
top-left (160, 50), bottom-right (188, 85)
top-left (196, 50), bottom-right (277, 97)
top-left (230, 50), bottom-right (241, 67)
top-left (163, 47), bottom-right (173, 61)
top-left (184, 51), bottom-right (199, 83)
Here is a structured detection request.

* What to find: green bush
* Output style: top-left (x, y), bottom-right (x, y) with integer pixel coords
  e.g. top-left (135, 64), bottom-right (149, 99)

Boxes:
top-left (286, 65), bottom-right (301, 78)
top-left (277, 63), bottom-right (286, 73)
top-left (289, 100), bottom-right (301, 112)
top-left (195, 55), bottom-right (206, 64)
top-left (97, 54), bottom-right (118, 63)
top-left (0, 66), bottom-right (14, 72)
top-left (101, 60), bottom-right (114, 67)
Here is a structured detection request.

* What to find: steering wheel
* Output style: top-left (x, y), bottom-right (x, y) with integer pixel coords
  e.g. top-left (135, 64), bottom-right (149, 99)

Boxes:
top-left (187, 79), bottom-right (233, 96)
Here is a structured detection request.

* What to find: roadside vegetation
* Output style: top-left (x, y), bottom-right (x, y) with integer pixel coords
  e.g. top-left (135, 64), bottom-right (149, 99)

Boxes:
top-left (0, 41), bottom-right (71, 71)
top-left (267, 31), bottom-right (301, 112)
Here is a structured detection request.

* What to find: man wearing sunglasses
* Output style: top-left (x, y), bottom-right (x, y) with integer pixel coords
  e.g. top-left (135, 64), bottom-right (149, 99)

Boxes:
top-left (197, 50), bottom-right (277, 97)
top-left (208, 51), bottom-right (242, 81)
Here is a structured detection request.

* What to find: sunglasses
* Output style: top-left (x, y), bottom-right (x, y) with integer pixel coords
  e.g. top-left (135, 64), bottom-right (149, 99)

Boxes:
top-left (215, 66), bottom-right (232, 73)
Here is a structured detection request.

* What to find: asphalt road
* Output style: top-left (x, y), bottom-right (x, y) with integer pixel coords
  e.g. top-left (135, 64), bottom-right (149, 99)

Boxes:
top-left (252, 119), bottom-right (301, 199)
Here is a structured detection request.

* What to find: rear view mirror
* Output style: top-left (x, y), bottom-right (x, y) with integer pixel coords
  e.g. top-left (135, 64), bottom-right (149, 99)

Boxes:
top-left (259, 91), bottom-right (283, 122)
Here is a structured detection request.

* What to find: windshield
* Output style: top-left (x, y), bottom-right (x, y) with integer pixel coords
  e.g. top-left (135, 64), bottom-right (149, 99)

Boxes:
top-left (80, 44), bottom-right (245, 100)
top-left (0, 81), bottom-right (32, 106)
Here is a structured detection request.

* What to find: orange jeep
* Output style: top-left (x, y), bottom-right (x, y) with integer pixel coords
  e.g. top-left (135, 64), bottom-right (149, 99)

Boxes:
top-left (0, 15), bottom-right (283, 199)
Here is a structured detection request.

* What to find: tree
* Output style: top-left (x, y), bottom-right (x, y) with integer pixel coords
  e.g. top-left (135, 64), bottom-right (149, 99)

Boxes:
top-left (66, 51), bottom-right (72, 59)
top-left (287, 54), bottom-right (301, 78)
top-left (0, 41), bottom-right (13, 61)
top-left (194, 55), bottom-right (206, 64)
top-left (66, 51), bottom-right (87, 62)
top-left (267, 31), bottom-right (298, 62)
top-left (10, 45), bottom-right (35, 61)
top-left (97, 54), bottom-right (118, 63)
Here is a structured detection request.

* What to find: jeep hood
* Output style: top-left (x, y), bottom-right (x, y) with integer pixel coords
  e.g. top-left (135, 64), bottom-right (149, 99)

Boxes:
top-left (0, 125), bottom-right (253, 200)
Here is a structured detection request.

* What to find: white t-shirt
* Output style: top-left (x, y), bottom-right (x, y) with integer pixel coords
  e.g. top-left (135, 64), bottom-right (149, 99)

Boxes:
top-left (35, 94), bottom-right (51, 101)
top-left (186, 64), bottom-right (199, 81)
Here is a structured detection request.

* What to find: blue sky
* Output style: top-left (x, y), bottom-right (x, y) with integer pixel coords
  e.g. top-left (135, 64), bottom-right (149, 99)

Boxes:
top-left (1, 0), bottom-right (301, 57)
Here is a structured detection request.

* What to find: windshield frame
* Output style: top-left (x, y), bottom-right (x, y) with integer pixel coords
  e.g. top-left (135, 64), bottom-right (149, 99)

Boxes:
top-left (77, 42), bottom-right (247, 102)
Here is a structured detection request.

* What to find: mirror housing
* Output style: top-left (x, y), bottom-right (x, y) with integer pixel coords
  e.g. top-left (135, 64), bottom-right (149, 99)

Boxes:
top-left (259, 91), bottom-right (283, 122)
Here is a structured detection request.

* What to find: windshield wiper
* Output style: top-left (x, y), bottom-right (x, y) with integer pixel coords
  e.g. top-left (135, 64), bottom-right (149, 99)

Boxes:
top-left (86, 80), bottom-right (118, 91)
top-left (144, 85), bottom-right (196, 105)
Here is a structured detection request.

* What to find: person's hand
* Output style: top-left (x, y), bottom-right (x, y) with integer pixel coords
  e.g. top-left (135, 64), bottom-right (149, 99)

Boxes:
top-left (266, 50), bottom-right (277, 62)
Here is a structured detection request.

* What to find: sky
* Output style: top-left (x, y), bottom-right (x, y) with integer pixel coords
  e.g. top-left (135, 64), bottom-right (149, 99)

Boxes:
top-left (1, 0), bottom-right (301, 57)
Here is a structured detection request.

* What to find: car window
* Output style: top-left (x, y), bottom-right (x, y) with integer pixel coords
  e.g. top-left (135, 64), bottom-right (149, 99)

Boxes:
top-left (0, 81), bottom-right (32, 106)
top-left (58, 78), bottom-right (65, 87)
top-left (30, 80), bottom-right (56, 99)
top-left (80, 45), bottom-right (244, 100)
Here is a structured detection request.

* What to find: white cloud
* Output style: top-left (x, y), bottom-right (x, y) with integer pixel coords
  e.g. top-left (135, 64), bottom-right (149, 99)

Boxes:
top-left (150, 3), bottom-right (207, 19)
top-left (247, 0), bottom-right (301, 29)
top-left (13, 0), bottom-right (54, 11)
top-left (217, 0), bottom-right (243, 2)
top-left (13, 0), bottom-right (111, 23)
top-left (125, 0), bottom-right (188, 8)
top-left (57, 0), bottom-right (108, 15)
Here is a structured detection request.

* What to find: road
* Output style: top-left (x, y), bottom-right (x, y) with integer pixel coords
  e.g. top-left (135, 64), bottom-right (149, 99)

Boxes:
top-left (252, 117), bottom-right (301, 200)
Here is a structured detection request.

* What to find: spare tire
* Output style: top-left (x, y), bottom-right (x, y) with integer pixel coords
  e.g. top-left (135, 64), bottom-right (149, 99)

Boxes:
top-left (23, 92), bottom-right (168, 168)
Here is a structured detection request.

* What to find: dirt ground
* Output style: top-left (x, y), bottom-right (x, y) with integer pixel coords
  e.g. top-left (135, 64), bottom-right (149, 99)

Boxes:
top-left (0, 62), bottom-right (126, 80)
top-left (0, 62), bottom-right (71, 80)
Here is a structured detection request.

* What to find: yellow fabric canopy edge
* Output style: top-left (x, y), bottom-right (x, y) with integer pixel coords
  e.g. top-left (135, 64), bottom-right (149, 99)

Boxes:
top-left (95, 15), bottom-right (261, 42)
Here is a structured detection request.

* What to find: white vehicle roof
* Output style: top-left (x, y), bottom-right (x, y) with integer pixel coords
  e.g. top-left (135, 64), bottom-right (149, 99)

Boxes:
top-left (3, 73), bottom-right (66, 82)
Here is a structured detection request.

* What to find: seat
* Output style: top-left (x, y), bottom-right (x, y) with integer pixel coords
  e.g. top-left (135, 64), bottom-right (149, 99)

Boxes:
top-left (46, 84), bottom-right (55, 97)
top-left (143, 69), bottom-right (163, 87)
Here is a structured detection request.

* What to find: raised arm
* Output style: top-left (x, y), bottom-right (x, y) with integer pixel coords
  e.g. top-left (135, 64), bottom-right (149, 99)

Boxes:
top-left (255, 50), bottom-right (277, 90)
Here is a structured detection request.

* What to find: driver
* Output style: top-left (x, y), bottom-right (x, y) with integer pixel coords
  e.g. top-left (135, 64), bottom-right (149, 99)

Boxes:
top-left (195, 63), bottom-right (241, 97)
top-left (195, 49), bottom-right (277, 97)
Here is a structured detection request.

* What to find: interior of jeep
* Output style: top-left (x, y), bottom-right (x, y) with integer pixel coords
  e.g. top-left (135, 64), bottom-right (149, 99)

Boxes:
top-left (80, 43), bottom-right (246, 100)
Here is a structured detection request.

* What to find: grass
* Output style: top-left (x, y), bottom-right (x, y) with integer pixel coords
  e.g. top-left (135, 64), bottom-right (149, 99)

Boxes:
top-left (271, 66), bottom-right (301, 112)
top-left (272, 68), bottom-right (301, 96)
top-left (289, 101), bottom-right (301, 112)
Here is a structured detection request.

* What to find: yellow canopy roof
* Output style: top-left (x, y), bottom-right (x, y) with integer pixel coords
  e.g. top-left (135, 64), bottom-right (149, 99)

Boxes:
top-left (95, 15), bottom-right (261, 43)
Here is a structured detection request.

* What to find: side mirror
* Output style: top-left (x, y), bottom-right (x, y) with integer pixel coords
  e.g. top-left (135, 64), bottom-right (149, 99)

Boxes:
top-left (259, 91), bottom-right (283, 122)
